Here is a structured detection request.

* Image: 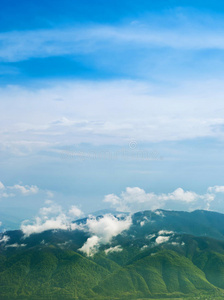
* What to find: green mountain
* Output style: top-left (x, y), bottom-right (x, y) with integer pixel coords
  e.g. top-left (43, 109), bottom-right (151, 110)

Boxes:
top-left (1, 209), bottom-right (224, 299)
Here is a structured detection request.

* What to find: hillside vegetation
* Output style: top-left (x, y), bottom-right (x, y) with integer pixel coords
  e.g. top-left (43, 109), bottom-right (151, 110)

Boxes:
top-left (1, 210), bottom-right (224, 299)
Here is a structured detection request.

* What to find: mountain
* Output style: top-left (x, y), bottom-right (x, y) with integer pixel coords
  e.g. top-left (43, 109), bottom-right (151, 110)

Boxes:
top-left (1, 209), bottom-right (224, 299)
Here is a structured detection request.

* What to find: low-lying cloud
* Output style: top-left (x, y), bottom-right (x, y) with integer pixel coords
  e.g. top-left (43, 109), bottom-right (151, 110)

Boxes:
top-left (105, 245), bottom-right (123, 255)
top-left (21, 201), bottom-right (83, 237)
top-left (20, 201), bottom-right (132, 257)
top-left (79, 214), bottom-right (132, 256)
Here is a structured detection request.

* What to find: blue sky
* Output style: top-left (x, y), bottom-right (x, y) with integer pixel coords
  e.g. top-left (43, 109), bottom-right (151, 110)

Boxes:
top-left (1, 0), bottom-right (224, 226)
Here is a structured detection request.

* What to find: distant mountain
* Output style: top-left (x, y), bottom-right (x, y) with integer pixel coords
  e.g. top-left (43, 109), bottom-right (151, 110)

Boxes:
top-left (89, 209), bottom-right (129, 217)
top-left (1, 209), bottom-right (224, 299)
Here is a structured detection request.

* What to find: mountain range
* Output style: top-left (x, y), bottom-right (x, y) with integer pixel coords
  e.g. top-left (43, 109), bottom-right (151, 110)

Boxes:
top-left (1, 209), bottom-right (224, 299)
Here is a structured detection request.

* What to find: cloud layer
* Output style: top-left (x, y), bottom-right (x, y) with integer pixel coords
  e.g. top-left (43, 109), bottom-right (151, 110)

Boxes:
top-left (1, 78), bottom-right (224, 158)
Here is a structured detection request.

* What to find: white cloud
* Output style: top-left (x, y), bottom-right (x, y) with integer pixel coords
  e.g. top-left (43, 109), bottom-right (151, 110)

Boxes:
top-left (171, 242), bottom-right (179, 246)
top-left (21, 201), bottom-right (84, 237)
top-left (159, 188), bottom-right (198, 203)
top-left (39, 203), bottom-right (62, 216)
top-left (104, 187), bottom-right (216, 212)
top-left (0, 191), bottom-right (15, 199)
top-left (85, 214), bottom-right (132, 244)
top-left (69, 206), bottom-right (83, 218)
top-left (6, 243), bottom-right (26, 248)
top-left (0, 182), bottom-right (40, 198)
top-left (105, 245), bottom-right (123, 255)
top-left (2, 79), bottom-right (224, 157)
top-left (208, 186), bottom-right (224, 193)
top-left (21, 215), bottom-right (69, 237)
top-left (2, 14), bottom-right (224, 62)
top-left (155, 230), bottom-right (174, 244)
top-left (0, 235), bottom-right (10, 243)
top-left (155, 235), bottom-right (170, 244)
top-left (158, 230), bottom-right (174, 235)
top-left (0, 182), bottom-right (56, 204)
top-left (10, 184), bottom-right (39, 195)
top-left (104, 194), bottom-right (120, 206)
top-left (139, 216), bottom-right (150, 227)
top-left (154, 210), bottom-right (165, 217)
top-left (141, 245), bottom-right (149, 251)
top-left (79, 236), bottom-right (100, 257)
top-left (79, 214), bottom-right (132, 256)
top-left (146, 234), bottom-right (156, 240)
top-left (104, 187), bottom-right (158, 212)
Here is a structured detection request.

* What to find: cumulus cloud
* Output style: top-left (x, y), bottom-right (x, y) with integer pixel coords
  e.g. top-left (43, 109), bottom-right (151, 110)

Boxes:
top-left (39, 203), bottom-right (62, 216)
top-left (208, 186), bottom-right (224, 193)
top-left (160, 188), bottom-right (198, 203)
top-left (21, 215), bottom-right (69, 236)
top-left (104, 187), bottom-right (157, 212)
top-left (104, 186), bottom-right (218, 212)
top-left (10, 184), bottom-right (39, 195)
top-left (0, 181), bottom-right (42, 200)
top-left (21, 201), bottom-right (84, 237)
top-left (155, 230), bottom-right (174, 245)
top-left (79, 236), bottom-right (100, 257)
top-left (69, 206), bottom-right (83, 218)
top-left (156, 236), bottom-right (170, 244)
top-left (79, 214), bottom-right (132, 256)
top-left (85, 214), bottom-right (132, 243)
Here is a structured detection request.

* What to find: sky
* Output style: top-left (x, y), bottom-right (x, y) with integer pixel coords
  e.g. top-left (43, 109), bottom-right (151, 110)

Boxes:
top-left (1, 0), bottom-right (224, 228)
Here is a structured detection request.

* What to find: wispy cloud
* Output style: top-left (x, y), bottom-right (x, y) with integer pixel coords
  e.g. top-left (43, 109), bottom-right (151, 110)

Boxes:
top-left (1, 12), bottom-right (224, 62)
top-left (1, 79), bottom-right (224, 157)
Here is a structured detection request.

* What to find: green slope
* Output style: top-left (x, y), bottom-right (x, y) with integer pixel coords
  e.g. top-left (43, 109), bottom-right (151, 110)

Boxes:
top-left (0, 247), bottom-right (110, 299)
top-left (2, 209), bottom-right (224, 299)
top-left (93, 250), bottom-right (220, 299)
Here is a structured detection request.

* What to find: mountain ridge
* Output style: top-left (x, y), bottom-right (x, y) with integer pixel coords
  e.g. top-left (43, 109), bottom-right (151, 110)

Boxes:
top-left (1, 209), bottom-right (224, 299)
